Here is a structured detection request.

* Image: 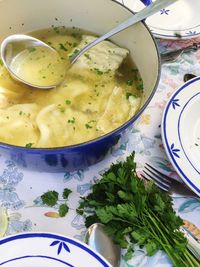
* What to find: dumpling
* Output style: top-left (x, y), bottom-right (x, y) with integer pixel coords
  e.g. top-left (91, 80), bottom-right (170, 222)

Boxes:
top-left (0, 68), bottom-right (28, 108)
top-left (96, 86), bottom-right (140, 133)
top-left (69, 35), bottom-right (129, 73)
top-left (35, 104), bottom-right (99, 147)
top-left (0, 104), bottom-right (40, 146)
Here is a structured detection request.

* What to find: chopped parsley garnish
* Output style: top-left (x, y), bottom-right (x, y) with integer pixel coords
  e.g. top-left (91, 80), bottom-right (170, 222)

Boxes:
top-left (71, 32), bottom-right (79, 38)
top-left (84, 53), bottom-right (91, 60)
top-left (94, 68), bottom-right (104, 75)
top-left (85, 120), bottom-right (96, 129)
top-left (65, 99), bottom-right (71, 105)
top-left (27, 47), bottom-right (36, 53)
top-left (136, 83), bottom-right (144, 91)
top-left (85, 123), bottom-right (93, 129)
top-left (59, 43), bottom-right (68, 51)
top-left (68, 117), bottom-right (76, 124)
top-left (126, 79), bottom-right (133, 86)
top-left (52, 26), bottom-right (60, 34)
top-left (69, 49), bottom-right (80, 59)
top-left (0, 58), bottom-right (3, 66)
top-left (59, 107), bottom-right (65, 113)
top-left (126, 92), bottom-right (133, 99)
top-left (25, 143), bottom-right (34, 148)
top-left (131, 68), bottom-right (138, 73)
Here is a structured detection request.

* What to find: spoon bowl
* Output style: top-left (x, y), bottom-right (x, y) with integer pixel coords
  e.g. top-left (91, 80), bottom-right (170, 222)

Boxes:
top-left (85, 223), bottom-right (121, 267)
top-left (0, 34), bottom-right (65, 89)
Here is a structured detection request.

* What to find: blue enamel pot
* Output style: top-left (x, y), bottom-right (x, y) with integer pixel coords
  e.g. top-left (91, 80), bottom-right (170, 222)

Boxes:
top-left (0, 0), bottom-right (161, 172)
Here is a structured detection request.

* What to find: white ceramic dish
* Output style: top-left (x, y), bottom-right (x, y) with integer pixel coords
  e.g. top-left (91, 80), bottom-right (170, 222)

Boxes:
top-left (0, 232), bottom-right (111, 267)
top-left (122, 0), bottom-right (200, 39)
top-left (161, 76), bottom-right (200, 197)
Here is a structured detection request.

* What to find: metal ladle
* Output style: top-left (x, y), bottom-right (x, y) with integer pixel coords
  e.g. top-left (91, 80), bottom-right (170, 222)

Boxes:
top-left (0, 34), bottom-right (65, 89)
top-left (1, 0), bottom-right (178, 89)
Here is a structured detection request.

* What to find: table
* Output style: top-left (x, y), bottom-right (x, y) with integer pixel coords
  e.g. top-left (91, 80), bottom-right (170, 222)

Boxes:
top-left (0, 35), bottom-right (200, 267)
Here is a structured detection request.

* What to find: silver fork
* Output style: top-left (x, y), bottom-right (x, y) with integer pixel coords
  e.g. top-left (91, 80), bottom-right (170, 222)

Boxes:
top-left (141, 163), bottom-right (199, 199)
top-left (160, 42), bottom-right (200, 63)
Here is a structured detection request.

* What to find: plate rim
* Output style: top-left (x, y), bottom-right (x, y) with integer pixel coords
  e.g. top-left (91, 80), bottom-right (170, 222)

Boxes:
top-left (161, 76), bottom-right (200, 196)
top-left (0, 232), bottom-right (112, 267)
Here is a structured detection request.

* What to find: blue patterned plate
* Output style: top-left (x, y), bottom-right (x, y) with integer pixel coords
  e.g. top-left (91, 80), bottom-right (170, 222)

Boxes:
top-left (161, 76), bottom-right (200, 197)
top-left (0, 232), bottom-right (111, 267)
top-left (122, 0), bottom-right (200, 39)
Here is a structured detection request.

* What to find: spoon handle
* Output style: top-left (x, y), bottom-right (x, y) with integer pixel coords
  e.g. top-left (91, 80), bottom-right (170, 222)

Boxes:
top-left (71, 0), bottom-right (178, 63)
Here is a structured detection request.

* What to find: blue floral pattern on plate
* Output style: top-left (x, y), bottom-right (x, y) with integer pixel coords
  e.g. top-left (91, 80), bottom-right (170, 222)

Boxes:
top-left (121, 0), bottom-right (200, 39)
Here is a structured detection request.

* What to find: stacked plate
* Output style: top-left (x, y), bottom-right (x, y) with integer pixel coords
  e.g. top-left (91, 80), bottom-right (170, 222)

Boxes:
top-left (161, 76), bottom-right (200, 197)
top-left (122, 0), bottom-right (200, 39)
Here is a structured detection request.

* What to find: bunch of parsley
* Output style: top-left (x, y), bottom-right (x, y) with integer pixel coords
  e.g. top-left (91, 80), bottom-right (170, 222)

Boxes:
top-left (77, 153), bottom-right (199, 267)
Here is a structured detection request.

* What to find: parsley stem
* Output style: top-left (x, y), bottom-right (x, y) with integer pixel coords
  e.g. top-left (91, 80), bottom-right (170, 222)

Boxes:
top-left (145, 210), bottom-right (181, 267)
top-left (184, 249), bottom-right (200, 267)
top-left (111, 216), bottom-right (142, 228)
top-left (145, 210), bottom-right (170, 245)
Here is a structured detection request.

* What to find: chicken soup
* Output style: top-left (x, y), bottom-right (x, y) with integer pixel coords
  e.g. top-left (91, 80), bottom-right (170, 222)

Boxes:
top-left (0, 26), bottom-right (143, 148)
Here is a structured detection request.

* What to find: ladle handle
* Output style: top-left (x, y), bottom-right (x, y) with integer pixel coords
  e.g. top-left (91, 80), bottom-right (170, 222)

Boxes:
top-left (71, 0), bottom-right (178, 63)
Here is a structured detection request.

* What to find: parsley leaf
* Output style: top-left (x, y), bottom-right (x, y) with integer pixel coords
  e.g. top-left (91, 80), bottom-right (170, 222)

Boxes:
top-left (63, 188), bottom-right (72, 199)
top-left (41, 190), bottom-right (58, 206)
top-left (59, 204), bottom-right (69, 217)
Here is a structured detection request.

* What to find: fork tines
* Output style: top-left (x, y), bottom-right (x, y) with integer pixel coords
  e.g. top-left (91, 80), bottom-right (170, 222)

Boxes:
top-left (141, 163), bottom-right (172, 192)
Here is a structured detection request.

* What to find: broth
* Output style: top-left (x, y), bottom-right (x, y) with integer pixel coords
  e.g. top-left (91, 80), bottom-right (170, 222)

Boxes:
top-left (0, 26), bottom-right (143, 148)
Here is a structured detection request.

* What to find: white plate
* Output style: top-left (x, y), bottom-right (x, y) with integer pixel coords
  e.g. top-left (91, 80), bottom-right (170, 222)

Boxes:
top-left (122, 0), bottom-right (200, 39)
top-left (0, 232), bottom-right (111, 267)
top-left (161, 76), bottom-right (200, 197)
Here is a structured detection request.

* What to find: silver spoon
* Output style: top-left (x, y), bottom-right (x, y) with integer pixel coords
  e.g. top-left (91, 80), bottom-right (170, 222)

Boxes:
top-left (1, 0), bottom-right (178, 89)
top-left (70, 0), bottom-right (178, 63)
top-left (85, 223), bottom-right (121, 267)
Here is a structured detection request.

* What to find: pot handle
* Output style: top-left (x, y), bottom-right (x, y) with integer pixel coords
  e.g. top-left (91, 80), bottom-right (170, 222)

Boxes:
top-left (140, 0), bottom-right (153, 6)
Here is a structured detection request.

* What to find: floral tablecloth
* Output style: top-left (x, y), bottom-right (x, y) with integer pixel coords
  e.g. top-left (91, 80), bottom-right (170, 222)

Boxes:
top-left (0, 19), bottom-right (200, 267)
